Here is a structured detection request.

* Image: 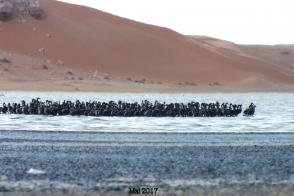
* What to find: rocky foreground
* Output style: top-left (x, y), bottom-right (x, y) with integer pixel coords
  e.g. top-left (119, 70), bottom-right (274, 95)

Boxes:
top-left (1, 138), bottom-right (294, 196)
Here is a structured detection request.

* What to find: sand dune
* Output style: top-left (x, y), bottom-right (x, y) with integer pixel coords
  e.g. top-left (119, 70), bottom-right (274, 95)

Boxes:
top-left (0, 0), bottom-right (293, 92)
top-left (189, 36), bottom-right (294, 82)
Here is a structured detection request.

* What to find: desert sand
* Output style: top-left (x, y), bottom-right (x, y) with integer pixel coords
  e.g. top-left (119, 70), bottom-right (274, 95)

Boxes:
top-left (0, 0), bottom-right (294, 92)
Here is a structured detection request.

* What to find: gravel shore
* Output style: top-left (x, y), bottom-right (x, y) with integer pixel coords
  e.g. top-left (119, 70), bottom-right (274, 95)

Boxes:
top-left (1, 138), bottom-right (294, 195)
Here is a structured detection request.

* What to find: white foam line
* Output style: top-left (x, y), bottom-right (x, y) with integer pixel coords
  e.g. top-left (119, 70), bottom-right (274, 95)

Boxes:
top-left (1, 141), bottom-right (294, 148)
top-left (162, 178), bottom-right (294, 187)
top-left (2, 129), bottom-right (294, 134)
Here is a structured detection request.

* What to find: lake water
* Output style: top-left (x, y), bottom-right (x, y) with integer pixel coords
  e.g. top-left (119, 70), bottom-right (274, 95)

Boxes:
top-left (0, 91), bottom-right (293, 133)
top-left (1, 92), bottom-right (294, 194)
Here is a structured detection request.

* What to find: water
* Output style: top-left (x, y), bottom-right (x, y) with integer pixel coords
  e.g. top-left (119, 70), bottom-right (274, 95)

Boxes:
top-left (1, 92), bottom-right (294, 194)
top-left (0, 91), bottom-right (293, 133)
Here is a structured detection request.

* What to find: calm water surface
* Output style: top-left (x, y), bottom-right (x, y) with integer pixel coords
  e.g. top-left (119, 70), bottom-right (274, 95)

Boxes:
top-left (0, 91), bottom-right (293, 133)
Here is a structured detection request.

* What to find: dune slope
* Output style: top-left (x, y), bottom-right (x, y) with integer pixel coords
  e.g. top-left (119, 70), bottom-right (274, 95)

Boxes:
top-left (0, 0), bottom-right (294, 92)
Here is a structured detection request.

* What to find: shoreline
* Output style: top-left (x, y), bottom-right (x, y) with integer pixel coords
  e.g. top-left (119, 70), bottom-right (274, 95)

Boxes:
top-left (2, 131), bottom-right (294, 147)
top-left (1, 78), bottom-right (294, 93)
top-left (2, 129), bottom-right (294, 135)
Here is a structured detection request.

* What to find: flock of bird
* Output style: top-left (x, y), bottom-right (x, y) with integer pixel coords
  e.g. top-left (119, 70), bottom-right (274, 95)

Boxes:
top-left (0, 98), bottom-right (256, 117)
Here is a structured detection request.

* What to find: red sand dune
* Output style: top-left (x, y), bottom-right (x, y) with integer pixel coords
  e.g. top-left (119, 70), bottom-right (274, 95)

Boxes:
top-left (0, 0), bottom-right (294, 91)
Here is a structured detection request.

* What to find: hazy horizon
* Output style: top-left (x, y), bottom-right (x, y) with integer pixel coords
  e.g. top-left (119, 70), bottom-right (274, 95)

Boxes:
top-left (58, 0), bottom-right (294, 45)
